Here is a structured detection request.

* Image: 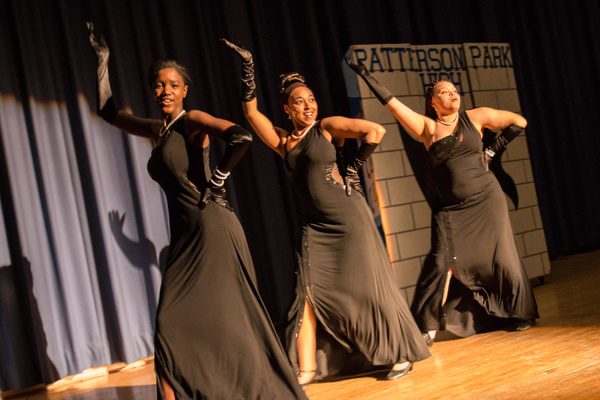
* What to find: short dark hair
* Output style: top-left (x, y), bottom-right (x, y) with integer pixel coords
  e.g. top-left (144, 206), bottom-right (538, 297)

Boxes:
top-left (147, 60), bottom-right (193, 88)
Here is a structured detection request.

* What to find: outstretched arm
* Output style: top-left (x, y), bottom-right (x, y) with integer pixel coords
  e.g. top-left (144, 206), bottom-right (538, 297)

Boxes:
top-left (221, 38), bottom-right (288, 157)
top-left (344, 57), bottom-right (433, 143)
top-left (87, 22), bottom-right (161, 139)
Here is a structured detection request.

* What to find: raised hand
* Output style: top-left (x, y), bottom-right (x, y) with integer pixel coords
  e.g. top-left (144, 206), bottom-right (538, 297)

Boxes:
top-left (344, 56), bottom-right (393, 105)
top-left (344, 56), bottom-right (368, 77)
top-left (221, 38), bottom-right (256, 101)
top-left (221, 38), bottom-right (253, 63)
top-left (86, 22), bottom-right (117, 123)
top-left (87, 22), bottom-right (109, 61)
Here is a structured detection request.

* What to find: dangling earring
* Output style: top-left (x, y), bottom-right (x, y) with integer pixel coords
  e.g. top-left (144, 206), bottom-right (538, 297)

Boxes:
top-left (288, 114), bottom-right (291, 119)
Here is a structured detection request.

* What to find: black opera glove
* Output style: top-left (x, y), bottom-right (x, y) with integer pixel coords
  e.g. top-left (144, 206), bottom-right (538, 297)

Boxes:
top-left (199, 125), bottom-right (253, 211)
top-left (87, 22), bottom-right (118, 124)
top-left (218, 125), bottom-right (253, 173)
top-left (344, 57), bottom-right (394, 106)
top-left (483, 124), bottom-right (525, 171)
top-left (344, 142), bottom-right (379, 197)
top-left (221, 38), bottom-right (256, 102)
top-left (344, 163), bottom-right (366, 198)
top-left (334, 142), bottom-right (364, 196)
top-left (200, 169), bottom-right (233, 211)
top-left (200, 184), bottom-right (233, 212)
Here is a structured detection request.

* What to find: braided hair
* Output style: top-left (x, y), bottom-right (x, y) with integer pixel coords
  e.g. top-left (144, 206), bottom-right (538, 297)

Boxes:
top-left (278, 72), bottom-right (307, 105)
top-left (424, 80), bottom-right (442, 120)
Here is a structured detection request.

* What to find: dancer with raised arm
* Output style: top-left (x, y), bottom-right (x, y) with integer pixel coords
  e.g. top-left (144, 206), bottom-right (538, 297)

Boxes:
top-left (87, 23), bottom-right (307, 400)
top-left (223, 39), bottom-right (430, 387)
top-left (346, 57), bottom-right (539, 346)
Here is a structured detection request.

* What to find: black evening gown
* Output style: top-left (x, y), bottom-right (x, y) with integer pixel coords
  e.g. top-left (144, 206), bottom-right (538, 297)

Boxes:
top-left (410, 112), bottom-right (539, 337)
top-left (283, 122), bottom-right (430, 380)
top-left (147, 119), bottom-right (307, 399)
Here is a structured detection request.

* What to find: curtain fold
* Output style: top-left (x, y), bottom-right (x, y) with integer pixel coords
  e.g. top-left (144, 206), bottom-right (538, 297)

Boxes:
top-left (1, 0), bottom-right (599, 392)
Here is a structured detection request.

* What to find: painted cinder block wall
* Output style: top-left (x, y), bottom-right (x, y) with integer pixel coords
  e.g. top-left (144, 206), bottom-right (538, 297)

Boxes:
top-left (343, 43), bottom-right (550, 303)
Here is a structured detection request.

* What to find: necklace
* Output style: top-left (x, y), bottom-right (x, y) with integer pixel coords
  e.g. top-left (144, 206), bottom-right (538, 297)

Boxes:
top-left (436, 112), bottom-right (459, 126)
top-left (291, 121), bottom-right (316, 140)
top-left (159, 110), bottom-right (187, 137)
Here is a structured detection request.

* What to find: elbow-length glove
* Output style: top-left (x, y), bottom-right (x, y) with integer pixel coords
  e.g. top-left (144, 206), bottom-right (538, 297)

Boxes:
top-left (345, 57), bottom-right (394, 106)
top-left (87, 22), bottom-right (118, 124)
top-left (200, 125), bottom-right (253, 211)
top-left (344, 142), bottom-right (378, 197)
top-left (483, 124), bottom-right (524, 171)
top-left (221, 38), bottom-right (256, 102)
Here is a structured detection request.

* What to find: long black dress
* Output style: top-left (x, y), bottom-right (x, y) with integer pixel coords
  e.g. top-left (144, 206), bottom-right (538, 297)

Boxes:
top-left (410, 112), bottom-right (539, 337)
top-left (148, 119), bottom-right (307, 399)
top-left (283, 121), bottom-right (430, 380)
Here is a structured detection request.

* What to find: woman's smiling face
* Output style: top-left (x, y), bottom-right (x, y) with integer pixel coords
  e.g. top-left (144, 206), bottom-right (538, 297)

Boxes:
top-left (285, 86), bottom-right (318, 128)
top-left (152, 68), bottom-right (188, 117)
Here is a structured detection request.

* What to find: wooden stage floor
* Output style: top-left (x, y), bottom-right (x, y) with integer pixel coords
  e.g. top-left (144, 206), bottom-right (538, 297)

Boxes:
top-left (2, 249), bottom-right (600, 400)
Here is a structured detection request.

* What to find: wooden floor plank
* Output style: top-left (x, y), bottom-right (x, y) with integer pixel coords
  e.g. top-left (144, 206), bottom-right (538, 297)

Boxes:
top-left (2, 249), bottom-right (600, 399)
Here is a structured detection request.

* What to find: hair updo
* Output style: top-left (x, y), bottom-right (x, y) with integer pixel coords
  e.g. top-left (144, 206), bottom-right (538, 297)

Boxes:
top-left (147, 60), bottom-right (193, 88)
top-left (278, 72), bottom-right (308, 105)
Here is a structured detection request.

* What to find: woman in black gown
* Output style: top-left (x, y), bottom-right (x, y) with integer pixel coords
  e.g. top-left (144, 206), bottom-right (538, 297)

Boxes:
top-left (223, 39), bottom-right (430, 386)
top-left (87, 24), bottom-right (307, 400)
top-left (346, 58), bottom-right (539, 345)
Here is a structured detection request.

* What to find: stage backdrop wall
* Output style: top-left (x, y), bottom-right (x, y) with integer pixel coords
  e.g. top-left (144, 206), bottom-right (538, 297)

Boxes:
top-left (343, 43), bottom-right (550, 302)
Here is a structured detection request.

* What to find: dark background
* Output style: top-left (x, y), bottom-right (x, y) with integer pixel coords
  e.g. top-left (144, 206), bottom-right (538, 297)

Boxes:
top-left (1, 0), bottom-right (599, 392)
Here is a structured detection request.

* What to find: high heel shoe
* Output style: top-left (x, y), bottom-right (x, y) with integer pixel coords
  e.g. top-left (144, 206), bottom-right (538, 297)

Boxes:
top-left (515, 319), bottom-right (535, 331)
top-left (422, 332), bottom-right (434, 348)
top-left (386, 362), bottom-right (413, 380)
top-left (298, 369), bottom-right (317, 390)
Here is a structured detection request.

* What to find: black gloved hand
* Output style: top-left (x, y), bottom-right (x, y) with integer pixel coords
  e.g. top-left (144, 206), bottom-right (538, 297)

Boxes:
top-left (482, 148), bottom-right (494, 171)
top-left (199, 125), bottom-right (252, 211)
top-left (333, 142), bottom-right (356, 194)
top-left (87, 22), bottom-right (118, 123)
top-left (200, 185), bottom-right (233, 211)
top-left (482, 124), bottom-right (524, 171)
top-left (221, 38), bottom-right (256, 102)
top-left (344, 162), bottom-right (366, 198)
top-left (200, 168), bottom-right (233, 211)
top-left (344, 142), bottom-right (379, 197)
top-left (344, 56), bottom-right (394, 105)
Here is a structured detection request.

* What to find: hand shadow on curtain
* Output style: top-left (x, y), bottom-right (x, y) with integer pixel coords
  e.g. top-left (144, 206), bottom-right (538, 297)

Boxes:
top-left (107, 210), bottom-right (167, 317)
top-left (0, 257), bottom-right (59, 391)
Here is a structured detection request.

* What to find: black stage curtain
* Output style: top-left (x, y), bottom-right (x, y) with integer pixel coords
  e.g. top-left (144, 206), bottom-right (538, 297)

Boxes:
top-left (0, 0), bottom-right (598, 392)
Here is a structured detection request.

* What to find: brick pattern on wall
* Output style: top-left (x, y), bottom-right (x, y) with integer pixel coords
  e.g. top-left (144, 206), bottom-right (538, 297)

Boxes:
top-left (343, 43), bottom-right (550, 302)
